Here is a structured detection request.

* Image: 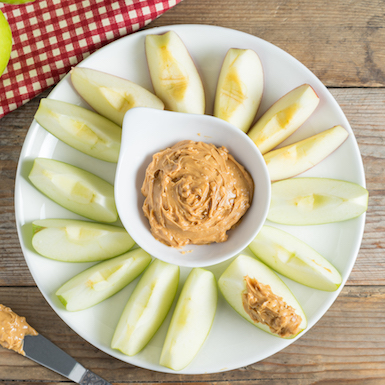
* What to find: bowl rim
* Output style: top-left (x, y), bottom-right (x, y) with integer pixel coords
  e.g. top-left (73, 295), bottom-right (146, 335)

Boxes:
top-left (114, 107), bottom-right (271, 268)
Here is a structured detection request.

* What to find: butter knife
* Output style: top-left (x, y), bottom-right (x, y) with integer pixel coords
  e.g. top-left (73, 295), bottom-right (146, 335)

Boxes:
top-left (23, 334), bottom-right (112, 385)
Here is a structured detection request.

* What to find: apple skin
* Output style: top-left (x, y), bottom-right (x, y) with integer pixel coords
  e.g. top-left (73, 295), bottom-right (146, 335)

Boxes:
top-left (159, 268), bottom-right (217, 371)
top-left (34, 99), bottom-right (122, 163)
top-left (248, 225), bottom-right (342, 291)
top-left (268, 177), bottom-right (369, 225)
top-left (214, 48), bottom-right (264, 132)
top-left (0, 10), bottom-right (12, 77)
top-left (247, 84), bottom-right (320, 154)
top-left (0, 0), bottom-right (35, 3)
top-left (28, 158), bottom-right (117, 223)
top-left (264, 125), bottom-right (349, 181)
top-left (71, 67), bottom-right (164, 126)
top-left (56, 248), bottom-right (152, 312)
top-left (32, 219), bottom-right (135, 262)
top-left (218, 254), bottom-right (307, 338)
top-left (111, 259), bottom-right (179, 356)
top-left (145, 31), bottom-right (205, 114)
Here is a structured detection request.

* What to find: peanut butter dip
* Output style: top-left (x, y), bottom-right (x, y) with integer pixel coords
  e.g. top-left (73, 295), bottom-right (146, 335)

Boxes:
top-left (141, 140), bottom-right (254, 247)
top-left (0, 304), bottom-right (38, 355)
top-left (242, 276), bottom-right (302, 338)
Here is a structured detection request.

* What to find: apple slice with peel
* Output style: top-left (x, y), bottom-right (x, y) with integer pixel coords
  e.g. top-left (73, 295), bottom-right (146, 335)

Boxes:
top-left (264, 125), bottom-right (349, 181)
top-left (145, 31), bottom-right (205, 114)
top-left (268, 177), bottom-right (369, 225)
top-left (248, 226), bottom-right (342, 291)
top-left (111, 259), bottom-right (179, 356)
top-left (32, 219), bottom-right (135, 262)
top-left (71, 67), bottom-right (164, 126)
top-left (34, 99), bottom-right (122, 163)
top-left (218, 254), bottom-right (307, 338)
top-left (214, 48), bottom-right (264, 132)
top-left (248, 84), bottom-right (320, 154)
top-left (29, 158), bottom-right (117, 223)
top-left (56, 248), bottom-right (152, 311)
top-left (159, 268), bottom-right (217, 371)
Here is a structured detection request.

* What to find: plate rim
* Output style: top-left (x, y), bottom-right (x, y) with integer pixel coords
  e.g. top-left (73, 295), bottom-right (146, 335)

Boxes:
top-left (14, 23), bottom-right (367, 374)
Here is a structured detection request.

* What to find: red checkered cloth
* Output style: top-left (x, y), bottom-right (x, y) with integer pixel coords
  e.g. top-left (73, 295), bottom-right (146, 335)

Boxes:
top-left (0, 0), bottom-right (181, 119)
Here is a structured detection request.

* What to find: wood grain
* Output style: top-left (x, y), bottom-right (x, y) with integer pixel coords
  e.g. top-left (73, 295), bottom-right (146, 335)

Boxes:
top-left (0, 286), bottom-right (384, 384)
top-left (149, 0), bottom-right (385, 87)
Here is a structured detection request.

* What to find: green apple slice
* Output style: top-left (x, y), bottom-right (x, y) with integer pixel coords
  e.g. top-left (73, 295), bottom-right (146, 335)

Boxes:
top-left (145, 31), bottom-right (205, 114)
top-left (264, 125), bottom-right (349, 181)
top-left (71, 67), bottom-right (164, 126)
top-left (218, 254), bottom-right (307, 338)
top-left (56, 248), bottom-right (152, 311)
top-left (214, 48), bottom-right (264, 132)
top-left (248, 226), bottom-right (342, 291)
top-left (32, 219), bottom-right (134, 262)
top-left (248, 84), bottom-right (320, 154)
top-left (29, 158), bottom-right (117, 223)
top-left (268, 177), bottom-right (368, 225)
top-left (111, 259), bottom-right (179, 356)
top-left (34, 99), bottom-right (121, 163)
top-left (159, 268), bottom-right (217, 371)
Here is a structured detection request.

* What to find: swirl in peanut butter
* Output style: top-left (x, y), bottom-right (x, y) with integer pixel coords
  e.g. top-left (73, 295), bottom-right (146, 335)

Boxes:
top-left (141, 140), bottom-right (254, 247)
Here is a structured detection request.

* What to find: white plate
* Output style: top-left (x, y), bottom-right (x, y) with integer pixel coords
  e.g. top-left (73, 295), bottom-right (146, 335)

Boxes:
top-left (15, 24), bottom-right (366, 374)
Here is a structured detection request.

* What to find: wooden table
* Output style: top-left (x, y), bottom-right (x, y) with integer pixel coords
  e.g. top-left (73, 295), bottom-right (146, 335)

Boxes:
top-left (1, 0), bottom-right (384, 384)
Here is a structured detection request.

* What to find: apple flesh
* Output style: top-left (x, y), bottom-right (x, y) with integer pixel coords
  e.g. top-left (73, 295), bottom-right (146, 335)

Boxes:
top-left (28, 158), bottom-right (117, 223)
top-left (248, 84), bottom-right (320, 154)
top-left (0, 10), bottom-right (12, 77)
top-left (264, 125), bottom-right (349, 181)
top-left (145, 31), bottom-right (205, 114)
top-left (32, 219), bottom-right (135, 262)
top-left (268, 177), bottom-right (369, 225)
top-left (111, 259), bottom-right (179, 356)
top-left (249, 226), bottom-right (342, 291)
top-left (159, 268), bottom-right (217, 371)
top-left (71, 67), bottom-right (164, 126)
top-left (56, 248), bottom-right (152, 311)
top-left (218, 254), bottom-right (307, 338)
top-left (34, 99), bottom-right (122, 163)
top-left (214, 48), bottom-right (264, 132)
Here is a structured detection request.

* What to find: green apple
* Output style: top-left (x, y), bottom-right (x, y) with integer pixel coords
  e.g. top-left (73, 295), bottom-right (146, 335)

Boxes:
top-left (111, 259), bottom-right (179, 356)
top-left (34, 99), bottom-right (121, 163)
top-left (264, 125), bottom-right (349, 181)
top-left (214, 48), bottom-right (264, 132)
top-left (159, 268), bottom-right (217, 371)
top-left (248, 226), bottom-right (342, 291)
top-left (71, 67), bottom-right (164, 126)
top-left (0, 10), bottom-right (12, 77)
top-left (248, 84), bottom-right (320, 154)
top-left (268, 177), bottom-right (369, 225)
top-left (218, 254), bottom-right (307, 338)
top-left (28, 158), bottom-right (117, 223)
top-left (56, 248), bottom-right (152, 311)
top-left (1, 1), bottom-right (35, 4)
top-left (145, 31), bottom-right (205, 114)
top-left (32, 219), bottom-right (135, 262)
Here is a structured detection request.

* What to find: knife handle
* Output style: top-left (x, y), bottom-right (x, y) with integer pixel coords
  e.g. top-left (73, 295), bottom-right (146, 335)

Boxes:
top-left (79, 369), bottom-right (112, 385)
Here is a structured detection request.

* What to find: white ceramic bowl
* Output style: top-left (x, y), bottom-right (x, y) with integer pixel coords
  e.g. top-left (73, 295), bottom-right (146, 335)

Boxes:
top-left (115, 107), bottom-right (271, 267)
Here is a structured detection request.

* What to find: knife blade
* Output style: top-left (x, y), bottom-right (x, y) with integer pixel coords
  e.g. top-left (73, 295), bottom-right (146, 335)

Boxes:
top-left (23, 334), bottom-right (112, 385)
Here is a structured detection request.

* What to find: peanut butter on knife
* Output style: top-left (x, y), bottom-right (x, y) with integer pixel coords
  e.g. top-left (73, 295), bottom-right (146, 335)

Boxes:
top-left (0, 304), bottom-right (38, 355)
